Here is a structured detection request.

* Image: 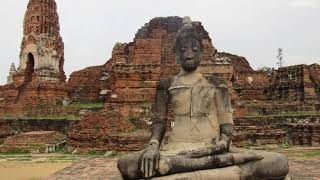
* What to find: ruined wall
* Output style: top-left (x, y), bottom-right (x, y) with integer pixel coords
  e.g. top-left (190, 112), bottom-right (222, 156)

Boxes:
top-left (267, 64), bottom-right (319, 101)
top-left (233, 71), bottom-right (269, 101)
top-left (67, 65), bottom-right (110, 102)
top-left (234, 115), bottom-right (320, 147)
top-left (0, 119), bottom-right (72, 134)
top-left (64, 114), bottom-right (320, 151)
top-left (216, 52), bottom-right (253, 73)
top-left (66, 112), bottom-right (149, 152)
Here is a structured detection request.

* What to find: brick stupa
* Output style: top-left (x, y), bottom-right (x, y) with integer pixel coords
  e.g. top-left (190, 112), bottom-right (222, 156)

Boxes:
top-left (0, 0), bottom-right (66, 116)
top-left (19, 0), bottom-right (66, 82)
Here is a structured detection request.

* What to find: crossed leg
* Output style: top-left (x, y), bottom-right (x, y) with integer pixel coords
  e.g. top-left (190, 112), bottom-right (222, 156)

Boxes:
top-left (117, 150), bottom-right (289, 180)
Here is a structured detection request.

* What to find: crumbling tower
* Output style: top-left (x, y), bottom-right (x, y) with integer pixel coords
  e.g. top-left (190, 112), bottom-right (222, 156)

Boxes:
top-left (0, 0), bottom-right (67, 115)
top-left (18, 0), bottom-right (65, 82)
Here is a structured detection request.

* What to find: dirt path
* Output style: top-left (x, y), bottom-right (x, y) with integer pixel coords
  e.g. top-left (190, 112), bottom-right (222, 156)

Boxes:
top-left (0, 162), bottom-right (72, 180)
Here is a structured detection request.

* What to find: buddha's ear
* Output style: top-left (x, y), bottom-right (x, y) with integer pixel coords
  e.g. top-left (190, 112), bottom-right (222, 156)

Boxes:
top-left (173, 43), bottom-right (181, 64)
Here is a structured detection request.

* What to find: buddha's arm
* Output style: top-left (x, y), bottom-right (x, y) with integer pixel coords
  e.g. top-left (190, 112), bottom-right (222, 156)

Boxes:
top-left (140, 78), bottom-right (170, 178)
top-left (149, 78), bottom-right (170, 146)
top-left (216, 85), bottom-right (234, 151)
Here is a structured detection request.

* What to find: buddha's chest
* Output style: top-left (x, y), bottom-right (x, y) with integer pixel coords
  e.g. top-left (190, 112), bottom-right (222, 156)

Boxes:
top-left (169, 79), bottom-right (216, 116)
top-left (166, 76), bottom-right (219, 143)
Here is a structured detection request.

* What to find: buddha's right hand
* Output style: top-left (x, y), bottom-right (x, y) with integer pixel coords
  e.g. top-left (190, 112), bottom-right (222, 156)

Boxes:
top-left (140, 143), bottom-right (160, 178)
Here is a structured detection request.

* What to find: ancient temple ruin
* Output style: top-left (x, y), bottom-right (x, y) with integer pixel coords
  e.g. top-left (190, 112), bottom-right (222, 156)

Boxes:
top-left (18, 0), bottom-right (65, 82)
top-left (0, 0), bottom-right (66, 116)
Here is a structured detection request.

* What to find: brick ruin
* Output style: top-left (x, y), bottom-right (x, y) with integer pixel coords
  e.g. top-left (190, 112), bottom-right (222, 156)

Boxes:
top-left (237, 64), bottom-right (320, 116)
top-left (0, 1), bottom-right (320, 152)
top-left (67, 112), bottom-right (149, 152)
top-left (0, 131), bottom-right (67, 153)
top-left (0, 0), bottom-right (66, 116)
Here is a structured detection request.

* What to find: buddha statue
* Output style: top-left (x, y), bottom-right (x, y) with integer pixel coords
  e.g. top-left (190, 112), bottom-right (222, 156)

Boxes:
top-left (117, 17), bottom-right (289, 180)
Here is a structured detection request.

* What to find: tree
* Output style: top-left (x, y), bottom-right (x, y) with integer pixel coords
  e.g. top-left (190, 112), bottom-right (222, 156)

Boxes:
top-left (276, 48), bottom-right (284, 68)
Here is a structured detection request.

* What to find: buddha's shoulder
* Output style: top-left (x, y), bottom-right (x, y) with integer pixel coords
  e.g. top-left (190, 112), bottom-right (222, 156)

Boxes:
top-left (157, 77), bottom-right (173, 90)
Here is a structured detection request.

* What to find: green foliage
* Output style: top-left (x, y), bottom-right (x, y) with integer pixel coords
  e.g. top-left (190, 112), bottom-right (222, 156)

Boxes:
top-left (0, 152), bottom-right (31, 156)
top-left (285, 150), bottom-right (320, 158)
top-left (68, 102), bottom-right (104, 110)
top-left (88, 149), bottom-right (105, 155)
top-left (279, 141), bottom-right (291, 149)
top-left (128, 116), bottom-right (139, 124)
top-left (0, 114), bottom-right (80, 121)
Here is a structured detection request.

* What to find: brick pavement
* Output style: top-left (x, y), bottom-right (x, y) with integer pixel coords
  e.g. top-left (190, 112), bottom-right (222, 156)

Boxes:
top-left (50, 157), bottom-right (320, 180)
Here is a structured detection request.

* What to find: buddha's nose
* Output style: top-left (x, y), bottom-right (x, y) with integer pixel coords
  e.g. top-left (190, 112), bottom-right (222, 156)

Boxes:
top-left (186, 50), bottom-right (194, 60)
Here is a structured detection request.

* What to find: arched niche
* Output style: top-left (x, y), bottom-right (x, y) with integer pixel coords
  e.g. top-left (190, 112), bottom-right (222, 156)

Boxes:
top-left (25, 53), bottom-right (35, 83)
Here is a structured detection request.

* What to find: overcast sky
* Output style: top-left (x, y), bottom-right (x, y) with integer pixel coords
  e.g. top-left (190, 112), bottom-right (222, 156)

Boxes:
top-left (0, 0), bottom-right (319, 85)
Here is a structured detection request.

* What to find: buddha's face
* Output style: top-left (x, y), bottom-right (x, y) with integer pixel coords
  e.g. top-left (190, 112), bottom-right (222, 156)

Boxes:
top-left (177, 37), bottom-right (202, 72)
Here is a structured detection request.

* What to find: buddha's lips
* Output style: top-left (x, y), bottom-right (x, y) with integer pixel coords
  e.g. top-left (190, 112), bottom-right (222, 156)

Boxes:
top-left (184, 61), bottom-right (195, 65)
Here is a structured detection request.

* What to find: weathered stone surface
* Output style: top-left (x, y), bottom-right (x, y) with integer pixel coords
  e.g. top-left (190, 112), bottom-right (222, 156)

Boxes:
top-left (49, 155), bottom-right (320, 180)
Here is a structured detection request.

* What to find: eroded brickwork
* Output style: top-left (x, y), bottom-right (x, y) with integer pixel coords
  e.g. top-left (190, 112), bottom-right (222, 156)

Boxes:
top-left (66, 112), bottom-right (149, 152)
top-left (267, 64), bottom-right (319, 101)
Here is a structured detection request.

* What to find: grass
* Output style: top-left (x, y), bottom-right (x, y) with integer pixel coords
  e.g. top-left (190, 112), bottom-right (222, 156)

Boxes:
top-left (0, 114), bottom-right (80, 121)
top-left (284, 150), bottom-right (320, 158)
top-left (0, 151), bottom-right (30, 156)
top-left (67, 102), bottom-right (104, 110)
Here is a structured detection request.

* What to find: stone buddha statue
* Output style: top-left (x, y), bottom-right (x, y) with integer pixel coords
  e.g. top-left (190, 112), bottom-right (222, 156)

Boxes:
top-left (118, 17), bottom-right (289, 180)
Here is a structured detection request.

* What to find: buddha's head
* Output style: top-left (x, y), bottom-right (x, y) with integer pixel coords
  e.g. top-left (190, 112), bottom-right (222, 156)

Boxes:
top-left (175, 17), bottom-right (203, 72)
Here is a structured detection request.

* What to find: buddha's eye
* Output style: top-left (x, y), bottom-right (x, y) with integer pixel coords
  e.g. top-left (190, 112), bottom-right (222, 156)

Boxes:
top-left (193, 46), bottom-right (199, 52)
top-left (180, 47), bottom-right (186, 52)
